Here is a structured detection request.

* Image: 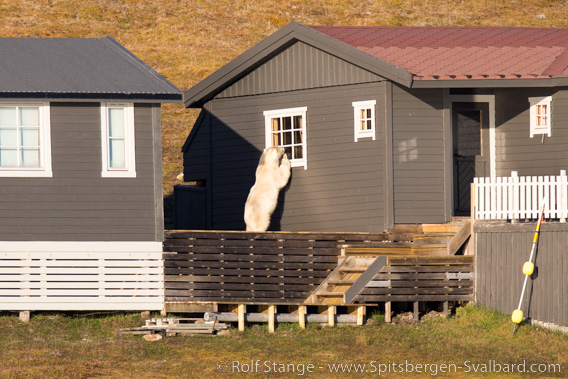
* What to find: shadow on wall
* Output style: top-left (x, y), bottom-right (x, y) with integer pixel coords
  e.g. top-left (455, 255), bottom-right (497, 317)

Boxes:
top-left (174, 109), bottom-right (290, 231)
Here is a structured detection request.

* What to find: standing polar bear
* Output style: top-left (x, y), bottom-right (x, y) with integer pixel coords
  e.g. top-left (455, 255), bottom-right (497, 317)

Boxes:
top-left (244, 147), bottom-right (291, 231)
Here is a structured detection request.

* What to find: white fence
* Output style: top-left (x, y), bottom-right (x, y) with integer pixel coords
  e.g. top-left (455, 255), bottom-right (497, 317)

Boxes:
top-left (473, 170), bottom-right (568, 221)
top-left (0, 242), bottom-right (164, 311)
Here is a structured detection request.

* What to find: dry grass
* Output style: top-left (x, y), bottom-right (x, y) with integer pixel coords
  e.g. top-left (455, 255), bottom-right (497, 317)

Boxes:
top-left (0, 306), bottom-right (567, 377)
top-left (1, 0), bottom-right (568, 224)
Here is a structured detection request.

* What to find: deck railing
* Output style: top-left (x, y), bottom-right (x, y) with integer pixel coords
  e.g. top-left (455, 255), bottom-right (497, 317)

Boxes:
top-left (473, 170), bottom-right (568, 221)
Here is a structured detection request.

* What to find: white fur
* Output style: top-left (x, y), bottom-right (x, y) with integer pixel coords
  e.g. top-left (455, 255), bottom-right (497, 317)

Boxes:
top-left (244, 147), bottom-right (291, 231)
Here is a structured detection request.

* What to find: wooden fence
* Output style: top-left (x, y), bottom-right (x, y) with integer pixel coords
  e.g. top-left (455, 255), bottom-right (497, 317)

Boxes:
top-left (0, 242), bottom-right (164, 311)
top-left (474, 170), bottom-right (568, 221)
top-left (163, 231), bottom-right (388, 305)
top-left (351, 256), bottom-right (474, 303)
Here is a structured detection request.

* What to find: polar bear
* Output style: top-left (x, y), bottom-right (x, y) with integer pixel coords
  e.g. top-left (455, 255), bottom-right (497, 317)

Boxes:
top-left (244, 147), bottom-right (291, 231)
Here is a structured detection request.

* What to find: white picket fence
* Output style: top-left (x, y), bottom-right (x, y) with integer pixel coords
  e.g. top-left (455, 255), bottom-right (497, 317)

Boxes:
top-left (473, 170), bottom-right (568, 221)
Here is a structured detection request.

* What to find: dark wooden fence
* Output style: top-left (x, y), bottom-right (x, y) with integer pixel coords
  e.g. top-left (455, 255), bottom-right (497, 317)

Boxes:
top-left (352, 256), bottom-right (474, 303)
top-left (476, 222), bottom-right (568, 328)
top-left (163, 231), bottom-right (388, 304)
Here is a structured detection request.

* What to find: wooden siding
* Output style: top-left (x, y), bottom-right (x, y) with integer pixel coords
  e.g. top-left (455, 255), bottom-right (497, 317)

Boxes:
top-left (182, 110), bottom-right (210, 182)
top-left (164, 230), bottom-right (387, 304)
top-left (0, 241), bottom-right (164, 311)
top-left (475, 222), bottom-right (568, 327)
top-left (0, 102), bottom-right (162, 241)
top-left (207, 82), bottom-right (386, 232)
top-left (392, 85), bottom-right (447, 224)
top-left (493, 87), bottom-right (568, 176)
top-left (217, 41), bottom-right (384, 99)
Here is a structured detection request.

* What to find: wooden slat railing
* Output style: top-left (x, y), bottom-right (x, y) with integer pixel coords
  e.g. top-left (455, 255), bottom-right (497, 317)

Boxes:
top-left (163, 231), bottom-right (388, 304)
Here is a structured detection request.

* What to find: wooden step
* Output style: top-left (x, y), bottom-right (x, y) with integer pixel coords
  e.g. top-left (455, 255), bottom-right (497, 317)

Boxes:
top-left (421, 224), bottom-right (463, 233)
top-left (327, 279), bottom-right (357, 285)
top-left (343, 247), bottom-right (447, 257)
top-left (338, 267), bottom-right (367, 273)
top-left (316, 292), bottom-right (344, 297)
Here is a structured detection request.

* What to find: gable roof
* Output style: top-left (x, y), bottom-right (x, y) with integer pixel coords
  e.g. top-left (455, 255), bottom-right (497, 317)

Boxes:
top-left (184, 22), bottom-right (568, 108)
top-left (310, 26), bottom-right (568, 81)
top-left (0, 37), bottom-right (182, 102)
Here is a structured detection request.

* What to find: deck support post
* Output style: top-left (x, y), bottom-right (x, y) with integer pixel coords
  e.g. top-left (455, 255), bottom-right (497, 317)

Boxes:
top-left (328, 306), bottom-right (336, 327)
top-left (385, 301), bottom-right (392, 323)
top-left (268, 305), bottom-right (276, 333)
top-left (357, 306), bottom-right (366, 326)
top-left (443, 301), bottom-right (449, 317)
top-left (413, 301), bottom-right (420, 321)
top-left (19, 311), bottom-right (30, 323)
top-left (298, 305), bottom-right (306, 329)
top-left (140, 311), bottom-right (151, 319)
top-left (238, 304), bottom-right (246, 332)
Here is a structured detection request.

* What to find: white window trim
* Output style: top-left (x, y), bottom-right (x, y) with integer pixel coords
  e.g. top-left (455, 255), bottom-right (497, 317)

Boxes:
top-left (529, 96), bottom-right (552, 138)
top-left (353, 100), bottom-right (376, 142)
top-left (0, 102), bottom-right (52, 178)
top-left (263, 106), bottom-right (307, 169)
top-left (101, 103), bottom-right (136, 178)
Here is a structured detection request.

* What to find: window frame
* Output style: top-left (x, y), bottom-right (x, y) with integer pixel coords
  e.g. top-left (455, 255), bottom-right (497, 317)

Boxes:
top-left (353, 100), bottom-right (376, 142)
top-left (529, 96), bottom-right (552, 138)
top-left (100, 103), bottom-right (136, 178)
top-left (263, 106), bottom-right (307, 169)
top-left (0, 102), bottom-right (52, 177)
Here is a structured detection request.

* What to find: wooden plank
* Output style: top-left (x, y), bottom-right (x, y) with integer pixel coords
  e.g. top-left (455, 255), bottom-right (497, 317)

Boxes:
top-left (238, 304), bottom-right (245, 331)
top-left (370, 280), bottom-right (473, 288)
top-left (354, 295), bottom-right (473, 302)
top-left (164, 275), bottom-right (323, 285)
top-left (387, 256), bottom-right (474, 265)
top-left (361, 287), bottom-right (472, 295)
top-left (164, 268), bottom-right (333, 277)
top-left (383, 265), bottom-right (473, 273)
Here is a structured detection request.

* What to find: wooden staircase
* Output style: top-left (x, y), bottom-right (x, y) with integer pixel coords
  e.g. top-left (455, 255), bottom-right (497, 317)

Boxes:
top-left (306, 220), bottom-right (471, 305)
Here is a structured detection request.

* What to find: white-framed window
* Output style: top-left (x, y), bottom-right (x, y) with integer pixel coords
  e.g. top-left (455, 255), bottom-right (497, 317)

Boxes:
top-left (353, 100), bottom-right (376, 142)
top-left (0, 103), bottom-right (52, 177)
top-left (529, 96), bottom-right (552, 138)
top-left (101, 103), bottom-right (136, 178)
top-left (264, 107), bottom-right (307, 169)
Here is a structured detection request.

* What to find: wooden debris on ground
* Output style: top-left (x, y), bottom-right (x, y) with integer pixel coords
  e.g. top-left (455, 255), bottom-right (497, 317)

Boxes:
top-left (118, 317), bottom-right (228, 337)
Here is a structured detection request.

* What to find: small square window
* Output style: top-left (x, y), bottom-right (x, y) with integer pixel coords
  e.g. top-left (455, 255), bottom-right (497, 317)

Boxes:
top-left (353, 100), bottom-right (376, 142)
top-left (264, 107), bottom-right (307, 169)
top-left (0, 103), bottom-right (52, 177)
top-left (529, 96), bottom-right (552, 138)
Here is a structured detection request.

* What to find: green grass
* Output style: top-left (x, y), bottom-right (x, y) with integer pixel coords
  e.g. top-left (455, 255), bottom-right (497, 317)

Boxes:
top-left (2, 0), bottom-right (568, 226)
top-left (0, 306), bottom-right (567, 378)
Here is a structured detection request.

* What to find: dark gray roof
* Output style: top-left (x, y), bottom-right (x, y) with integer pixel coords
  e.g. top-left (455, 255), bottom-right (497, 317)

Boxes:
top-left (0, 37), bottom-right (182, 102)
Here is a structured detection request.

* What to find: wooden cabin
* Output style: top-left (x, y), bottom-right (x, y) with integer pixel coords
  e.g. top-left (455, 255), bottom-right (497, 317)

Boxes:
top-left (177, 22), bottom-right (568, 330)
top-left (0, 37), bottom-right (182, 312)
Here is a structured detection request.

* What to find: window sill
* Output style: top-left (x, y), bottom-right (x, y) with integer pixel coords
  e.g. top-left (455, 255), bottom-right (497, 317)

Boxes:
top-left (0, 169), bottom-right (53, 178)
top-left (101, 170), bottom-right (137, 178)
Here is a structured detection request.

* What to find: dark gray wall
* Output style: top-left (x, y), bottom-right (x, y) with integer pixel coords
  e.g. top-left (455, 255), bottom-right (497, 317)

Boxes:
top-left (0, 102), bottom-right (163, 241)
top-left (392, 85), bottom-right (447, 224)
top-left (494, 87), bottom-right (567, 177)
top-left (475, 222), bottom-right (568, 327)
top-left (208, 82), bottom-right (386, 232)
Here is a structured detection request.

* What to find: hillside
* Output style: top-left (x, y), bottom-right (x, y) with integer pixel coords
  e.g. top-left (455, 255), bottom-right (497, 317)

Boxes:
top-left (1, 0), bottom-right (567, 226)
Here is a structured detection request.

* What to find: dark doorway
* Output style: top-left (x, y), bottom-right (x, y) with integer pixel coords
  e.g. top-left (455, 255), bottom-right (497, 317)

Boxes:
top-left (452, 102), bottom-right (490, 216)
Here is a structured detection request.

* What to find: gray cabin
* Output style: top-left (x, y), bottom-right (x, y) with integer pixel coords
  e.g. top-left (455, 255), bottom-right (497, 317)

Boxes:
top-left (181, 22), bottom-right (568, 233)
top-left (0, 37), bottom-right (182, 312)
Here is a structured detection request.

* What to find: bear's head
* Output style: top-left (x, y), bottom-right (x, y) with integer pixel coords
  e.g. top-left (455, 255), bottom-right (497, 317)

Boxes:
top-left (259, 146), bottom-right (285, 167)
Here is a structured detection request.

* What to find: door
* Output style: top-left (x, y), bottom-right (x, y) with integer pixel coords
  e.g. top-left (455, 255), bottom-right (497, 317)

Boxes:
top-left (452, 102), bottom-right (490, 216)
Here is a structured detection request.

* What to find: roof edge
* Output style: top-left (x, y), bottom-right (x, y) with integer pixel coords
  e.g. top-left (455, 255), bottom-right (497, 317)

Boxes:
top-left (183, 21), bottom-right (413, 108)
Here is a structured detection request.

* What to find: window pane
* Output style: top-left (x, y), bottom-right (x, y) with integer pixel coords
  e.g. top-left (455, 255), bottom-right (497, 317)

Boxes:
top-left (282, 131), bottom-right (292, 145)
top-left (0, 148), bottom-right (17, 166)
top-left (271, 132), bottom-right (280, 146)
top-left (21, 128), bottom-right (39, 147)
top-left (366, 120), bottom-right (373, 130)
top-left (0, 107), bottom-right (16, 127)
top-left (21, 148), bottom-right (40, 167)
top-left (284, 146), bottom-right (292, 159)
top-left (360, 120), bottom-right (367, 131)
top-left (282, 116), bottom-right (292, 130)
top-left (294, 130), bottom-right (302, 144)
top-left (109, 139), bottom-right (125, 168)
top-left (293, 116), bottom-right (302, 129)
top-left (0, 128), bottom-right (17, 147)
top-left (108, 108), bottom-right (125, 138)
top-left (271, 118), bottom-right (280, 132)
top-left (294, 145), bottom-right (303, 159)
top-left (20, 107), bottom-right (39, 127)
top-left (366, 108), bottom-right (372, 119)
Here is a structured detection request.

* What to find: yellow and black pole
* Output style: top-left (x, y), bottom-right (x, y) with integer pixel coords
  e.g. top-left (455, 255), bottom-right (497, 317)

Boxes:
top-left (512, 196), bottom-right (546, 336)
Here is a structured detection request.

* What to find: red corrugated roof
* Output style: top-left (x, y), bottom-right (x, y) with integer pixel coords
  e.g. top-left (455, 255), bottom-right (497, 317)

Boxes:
top-left (309, 26), bottom-right (568, 80)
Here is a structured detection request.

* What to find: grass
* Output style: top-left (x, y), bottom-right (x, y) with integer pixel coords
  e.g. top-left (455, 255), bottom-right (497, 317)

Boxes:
top-left (0, 305), bottom-right (567, 377)
top-left (2, 0), bottom-right (568, 225)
